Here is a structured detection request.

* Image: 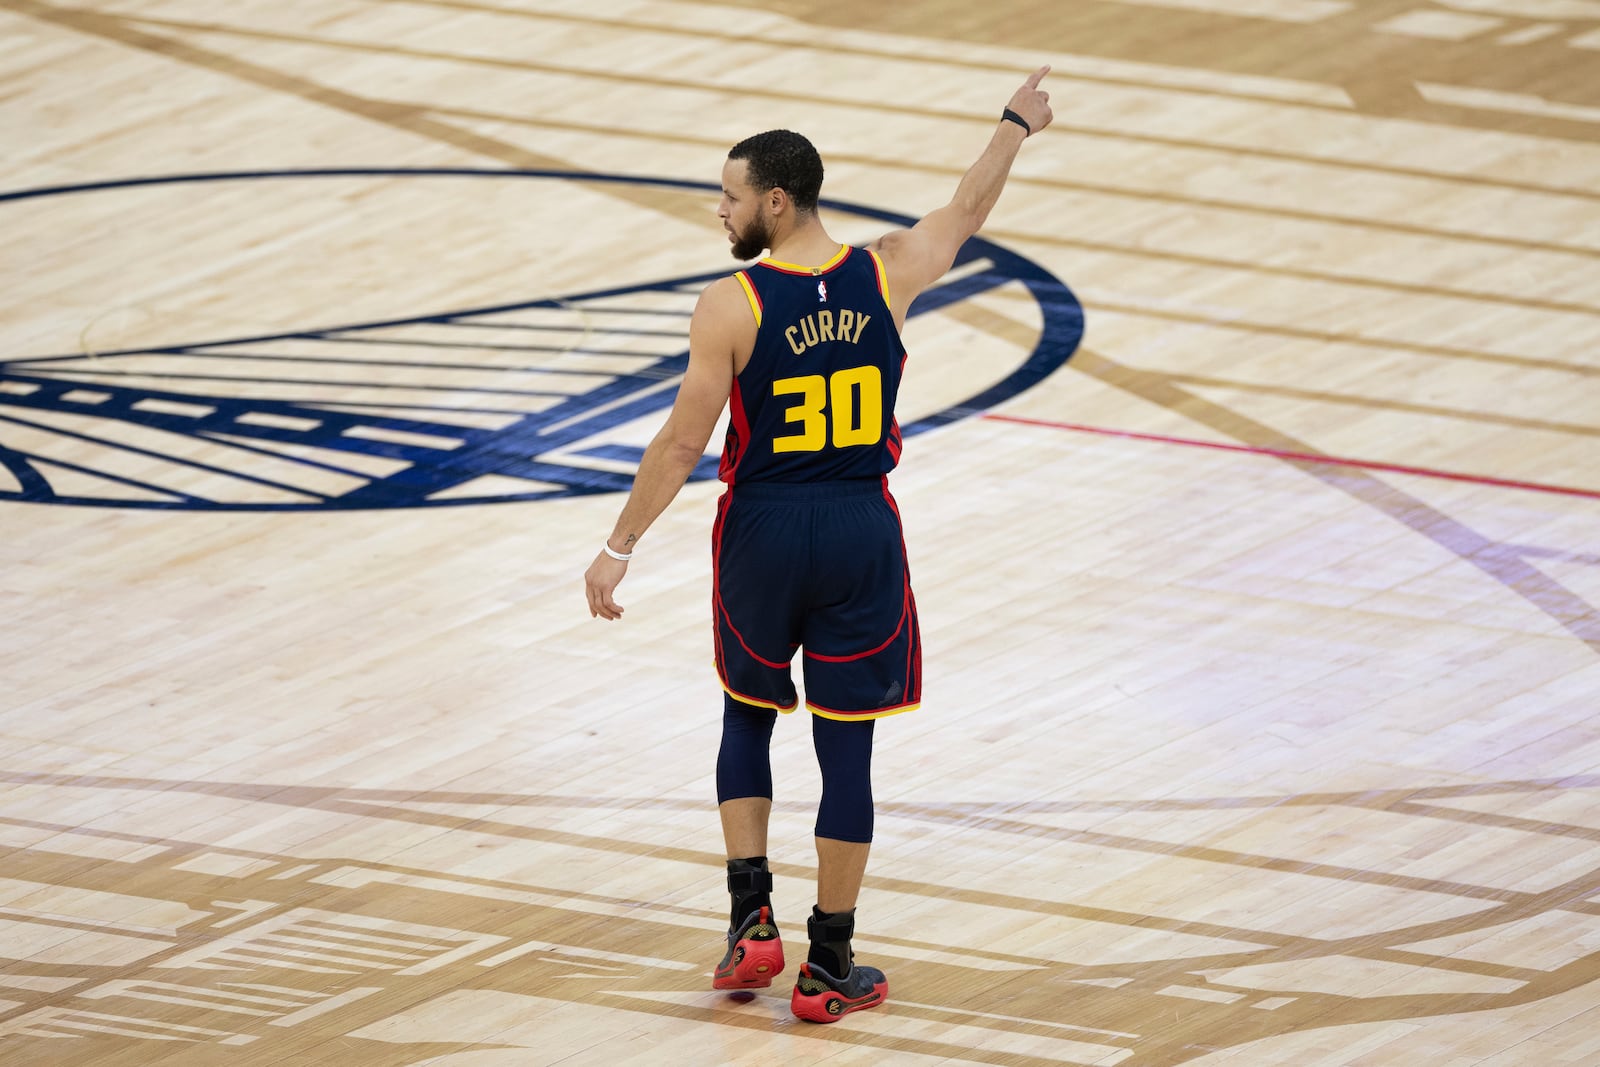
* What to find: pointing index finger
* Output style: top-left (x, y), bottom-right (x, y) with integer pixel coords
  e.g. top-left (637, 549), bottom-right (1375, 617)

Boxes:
top-left (1024, 64), bottom-right (1051, 90)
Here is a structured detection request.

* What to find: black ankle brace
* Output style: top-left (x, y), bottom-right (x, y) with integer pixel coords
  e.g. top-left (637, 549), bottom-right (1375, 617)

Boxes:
top-left (725, 857), bottom-right (772, 928)
top-left (806, 905), bottom-right (854, 976)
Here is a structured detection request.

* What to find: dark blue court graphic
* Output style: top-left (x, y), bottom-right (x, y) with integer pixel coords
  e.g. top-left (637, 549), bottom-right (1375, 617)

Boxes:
top-left (0, 169), bottom-right (1084, 510)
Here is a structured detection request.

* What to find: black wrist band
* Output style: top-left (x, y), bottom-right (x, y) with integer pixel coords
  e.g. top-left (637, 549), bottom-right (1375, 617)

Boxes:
top-left (1001, 108), bottom-right (1031, 136)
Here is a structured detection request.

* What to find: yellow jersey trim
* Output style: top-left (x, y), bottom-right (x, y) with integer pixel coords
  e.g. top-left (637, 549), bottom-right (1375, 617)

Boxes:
top-left (761, 243), bottom-right (850, 277)
top-left (734, 271), bottom-right (762, 327)
top-left (866, 249), bottom-right (892, 311)
top-left (721, 680), bottom-right (799, 714)
top-left (807, 700), bottom-right (919, 722)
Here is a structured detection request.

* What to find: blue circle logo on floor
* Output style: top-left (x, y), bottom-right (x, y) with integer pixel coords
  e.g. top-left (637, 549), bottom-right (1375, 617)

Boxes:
top-left (0, 169), bottom-right (1083, 510)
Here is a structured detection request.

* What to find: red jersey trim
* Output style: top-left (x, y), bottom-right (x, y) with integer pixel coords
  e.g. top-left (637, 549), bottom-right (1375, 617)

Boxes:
top-left (718, 376), bottom-right (751, 484)
top-left (802, 595), bottom-right (911, 663)
top-left (711, 489), bottom-right (795, 672)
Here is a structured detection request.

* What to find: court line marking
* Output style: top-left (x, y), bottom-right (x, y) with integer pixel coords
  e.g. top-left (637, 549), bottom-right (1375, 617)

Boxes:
top-left (414, 102), bottom-right (1600, 260)
top-left (58, 5), bottom-right (1600, 200)
top-left (982, 412), bottom-right (1600, 501)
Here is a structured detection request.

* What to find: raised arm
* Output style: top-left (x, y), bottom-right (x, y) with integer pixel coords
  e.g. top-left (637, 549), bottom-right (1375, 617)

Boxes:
top-left (582, 276), bottom-right (746, 620)
top-left (868, 66), bottom-right (1053, 326)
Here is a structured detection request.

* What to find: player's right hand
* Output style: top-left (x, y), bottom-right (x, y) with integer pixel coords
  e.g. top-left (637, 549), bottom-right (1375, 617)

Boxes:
top-left (584, 551), bottom-right (627, 620)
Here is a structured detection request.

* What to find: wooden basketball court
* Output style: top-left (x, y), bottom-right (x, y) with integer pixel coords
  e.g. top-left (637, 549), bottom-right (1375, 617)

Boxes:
top-left (3, 0), bottom-right (1598, 1063)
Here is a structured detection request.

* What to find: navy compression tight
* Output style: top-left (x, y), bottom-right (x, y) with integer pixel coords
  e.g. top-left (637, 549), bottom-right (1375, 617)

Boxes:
top-left (715, 694), bottom-right (876, 843)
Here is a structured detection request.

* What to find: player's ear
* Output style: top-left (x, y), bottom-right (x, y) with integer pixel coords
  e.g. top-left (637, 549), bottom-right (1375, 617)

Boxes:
top-left (768, 186), bottom-right (788, 216)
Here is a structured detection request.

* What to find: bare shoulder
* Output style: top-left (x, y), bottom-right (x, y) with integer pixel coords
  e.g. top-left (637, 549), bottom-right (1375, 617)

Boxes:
top-left (700, 273), bottom-right (747, 303)
top-left (692, 274), bottom-right (754, 323)
top-left (690, 274), bottom-right (760, 373)
top-left (862, 227), bottom-right (939, 324)
top-left (865, 228), bottom-right (913, 260)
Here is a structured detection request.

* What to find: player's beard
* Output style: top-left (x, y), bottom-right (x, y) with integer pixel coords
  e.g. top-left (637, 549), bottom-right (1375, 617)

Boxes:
top-left (729, 214), bottom-right (772, 261)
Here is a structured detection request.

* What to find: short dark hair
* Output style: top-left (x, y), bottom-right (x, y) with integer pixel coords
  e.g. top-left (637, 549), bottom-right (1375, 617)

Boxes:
top-left (728, 130), bottom-right (823, 215)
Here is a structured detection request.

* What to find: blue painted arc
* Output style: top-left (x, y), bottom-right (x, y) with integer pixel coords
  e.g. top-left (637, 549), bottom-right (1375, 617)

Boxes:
top-left (0, 169), bottom-right (1085, 510)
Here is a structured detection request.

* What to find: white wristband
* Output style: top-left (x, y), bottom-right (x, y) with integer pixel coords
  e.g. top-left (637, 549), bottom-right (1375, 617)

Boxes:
top-left (602, 543), bottom-right (633, 561)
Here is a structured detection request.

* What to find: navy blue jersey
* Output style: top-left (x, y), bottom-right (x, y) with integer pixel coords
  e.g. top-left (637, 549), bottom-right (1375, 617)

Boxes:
top-left (718, 245), bottom-right (907, 484)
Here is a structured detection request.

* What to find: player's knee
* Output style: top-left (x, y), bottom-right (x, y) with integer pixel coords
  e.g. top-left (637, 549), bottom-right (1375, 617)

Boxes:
top-left (716, 695), bottom-right (779, 802)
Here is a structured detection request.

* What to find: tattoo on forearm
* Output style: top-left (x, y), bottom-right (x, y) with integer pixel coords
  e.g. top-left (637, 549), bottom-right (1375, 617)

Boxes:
top-left (623, 534), bottom-right (637, 548)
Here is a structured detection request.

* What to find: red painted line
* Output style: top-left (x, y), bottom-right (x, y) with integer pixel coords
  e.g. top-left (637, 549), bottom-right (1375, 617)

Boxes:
top-left (981, 413), bottom-right (1600, 502)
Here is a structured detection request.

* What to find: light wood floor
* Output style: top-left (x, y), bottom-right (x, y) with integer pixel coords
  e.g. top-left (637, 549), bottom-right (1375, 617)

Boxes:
top-left (2, 1), bottom-right (1599, 1064)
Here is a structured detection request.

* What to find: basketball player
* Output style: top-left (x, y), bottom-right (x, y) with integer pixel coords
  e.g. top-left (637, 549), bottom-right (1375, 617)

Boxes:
top-left (584, 66), bottom-right (1053, 1022)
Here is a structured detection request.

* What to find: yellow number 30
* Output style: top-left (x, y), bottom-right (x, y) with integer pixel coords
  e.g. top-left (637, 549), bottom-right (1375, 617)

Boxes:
top-left (771, 366), bottom-right (883, 453)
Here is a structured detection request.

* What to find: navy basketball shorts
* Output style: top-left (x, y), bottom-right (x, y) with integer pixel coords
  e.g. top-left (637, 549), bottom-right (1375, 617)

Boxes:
top-left (712, 477), bottom-right (921, 720)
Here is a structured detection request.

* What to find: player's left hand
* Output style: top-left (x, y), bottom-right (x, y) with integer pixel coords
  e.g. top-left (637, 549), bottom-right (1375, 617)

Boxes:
top-left (1007, 65), bottom-right (1053, 136)
top-left (584, 552), bottom-right (628, 620)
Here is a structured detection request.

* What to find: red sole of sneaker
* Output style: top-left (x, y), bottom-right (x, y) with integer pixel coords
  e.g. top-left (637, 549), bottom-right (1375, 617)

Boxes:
top-left (790, 978), bottom-right (889, 1023)
top-left (712, 938), bottom-right (785, 990)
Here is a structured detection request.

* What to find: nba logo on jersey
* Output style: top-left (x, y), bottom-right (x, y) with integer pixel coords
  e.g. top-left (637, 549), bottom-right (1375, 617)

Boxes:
top-left (817, 279), bottom-right (828, 303)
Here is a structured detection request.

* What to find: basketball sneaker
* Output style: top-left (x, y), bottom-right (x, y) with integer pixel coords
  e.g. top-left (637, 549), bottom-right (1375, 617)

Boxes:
top-left (789, 959), bottom-right (888, 1022)
top-left (712, 906), bottom-right (785, 989)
